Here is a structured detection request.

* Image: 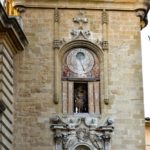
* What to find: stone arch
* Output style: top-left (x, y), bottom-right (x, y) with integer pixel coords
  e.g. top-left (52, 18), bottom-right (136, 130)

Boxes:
top-left (58, 39), bottom-right (103, 61)
top-left (74, 145), bottom-right (91, 150)
top-left (71, 143), bottom-right (93, 150)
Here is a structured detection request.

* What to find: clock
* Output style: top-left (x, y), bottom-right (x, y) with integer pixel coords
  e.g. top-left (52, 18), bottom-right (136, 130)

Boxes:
top-left (67, 48), bottom-right (94, 74)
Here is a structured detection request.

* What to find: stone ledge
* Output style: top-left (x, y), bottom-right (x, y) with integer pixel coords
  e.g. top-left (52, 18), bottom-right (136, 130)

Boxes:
top-left (14, 0), bottom-right (148, 11)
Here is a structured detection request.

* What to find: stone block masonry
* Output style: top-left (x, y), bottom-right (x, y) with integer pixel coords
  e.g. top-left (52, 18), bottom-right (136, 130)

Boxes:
top-left (12, 1), bottom-right (149, 150)
top-left (0, 2), bottom-right (28, 150)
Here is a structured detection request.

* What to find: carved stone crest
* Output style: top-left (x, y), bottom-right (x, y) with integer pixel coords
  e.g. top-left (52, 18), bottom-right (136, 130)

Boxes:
top-left (73, 11), bottom-right (88, 29)
top-left (76, 128), bottom-right (90, 142)
top-left (71, 29), bottom-right (91, 40)
top-left (71, 11), bottom-right (91, 40)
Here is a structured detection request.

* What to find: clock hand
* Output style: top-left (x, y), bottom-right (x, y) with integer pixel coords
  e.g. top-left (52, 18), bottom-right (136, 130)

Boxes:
top-left (79, 60), bottom-right (85, 71)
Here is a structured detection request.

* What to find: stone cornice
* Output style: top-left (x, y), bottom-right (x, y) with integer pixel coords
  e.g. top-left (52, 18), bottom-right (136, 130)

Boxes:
top-left (14, 0), bottom-right (148, 11)
top-left (136, 8), bottom-right (149, 29)
top-left (0, 3), bottom-right (28, 53)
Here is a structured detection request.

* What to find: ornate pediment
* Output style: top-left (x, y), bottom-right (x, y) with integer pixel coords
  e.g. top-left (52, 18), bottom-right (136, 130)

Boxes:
top-left (50, 115), bottom-right (114, 150)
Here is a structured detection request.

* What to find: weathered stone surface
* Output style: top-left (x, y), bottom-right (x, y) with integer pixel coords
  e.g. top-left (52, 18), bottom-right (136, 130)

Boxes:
top-left (12, 1), bottom-right (147, 150)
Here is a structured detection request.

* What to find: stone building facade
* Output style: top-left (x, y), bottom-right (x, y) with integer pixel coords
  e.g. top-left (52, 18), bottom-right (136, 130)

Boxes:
top-left (0, 0), bottom-right (149, 150)
top-left (0, 3), bottom-right (28, 150)
top-left (145, 118), bottom-right (150, 150)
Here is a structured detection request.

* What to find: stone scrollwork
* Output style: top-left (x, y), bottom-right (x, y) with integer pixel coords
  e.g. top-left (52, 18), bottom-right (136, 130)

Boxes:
top-left (55, 130), bottom-right (63, 144)
top-left (73, 11), bottom-right (88, 29)
top-left (53, 39), bottom-right (66, 49)
top-left (76, 128), bottom-right (90, 142)
top-left (102, 41), bottom-right (109, 51)
top-left (54, 8), bottom-right (59, 23)
top-left (70, 10), bottom-right (91, 40)
top-left (136, 9), bottom-right (148, 29)
top-left (102, 10), bottom-right (108, 25)
top-left (53, 40), bottom-right (63, 49)
top-left (90, 133), bottom-right (103, 149)
top-left (70, 29), bottom-right (91, 40)
top-left (50, 115), bottom-right (114, 150)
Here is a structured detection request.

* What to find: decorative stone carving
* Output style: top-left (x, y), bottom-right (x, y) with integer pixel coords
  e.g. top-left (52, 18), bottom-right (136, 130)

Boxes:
top-left (71, 29), bottom-right (91, 40)
top-left (95, 39), bottom-right (103, 49)
top-left (73, 11), bottom-right (88, 29)
top-left (53, 39), bottom-right (66, 49)
top-left (50, 115), bottom-right (114, 150)
top-left (16, 6), bottom-right (26, 13)
top-left (136, 9), bottom-right (148, 29)
top-left (71, 11), bottom-right (91, 40)
top-left (102, 10), bottom-right (108, 24)
top-left (75, 145), bottom-right (90, 150)
top-left (102, 41), bottom-right (109, 51)
top-left (54, 8), bottom-right (59, 22)
top-left (104, 99), bottom-right (109, 105)
top-left (76, 128), bottom-right (90, 142)
top-left (53, 40), bottom-right (62, 49)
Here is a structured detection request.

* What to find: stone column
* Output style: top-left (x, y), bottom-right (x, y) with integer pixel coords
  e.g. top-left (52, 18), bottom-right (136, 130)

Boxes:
top-left (53, 8), bottom-right (61, 105)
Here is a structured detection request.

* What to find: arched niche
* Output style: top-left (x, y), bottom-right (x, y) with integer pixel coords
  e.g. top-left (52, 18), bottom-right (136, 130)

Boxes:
top-left (54, 40), bottom-right (104, 114)
top-left (74, 145), bottom-right (91, 150)
top-left (70, 143), bottom-right (93, 150)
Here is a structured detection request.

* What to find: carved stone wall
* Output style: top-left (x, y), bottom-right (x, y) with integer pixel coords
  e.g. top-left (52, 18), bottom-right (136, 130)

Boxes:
top-left (12, 1), bottom-right (148, 150)
top-left (51, 115), bottom-right (114, 150)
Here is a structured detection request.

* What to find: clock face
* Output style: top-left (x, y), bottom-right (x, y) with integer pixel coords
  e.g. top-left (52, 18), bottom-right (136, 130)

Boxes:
top-left (67, 48), bottom-right (94, 74)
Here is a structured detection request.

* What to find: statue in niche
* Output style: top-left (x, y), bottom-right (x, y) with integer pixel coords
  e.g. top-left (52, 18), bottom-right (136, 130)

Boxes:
top-left (74, 84), bottom-right (88, 113)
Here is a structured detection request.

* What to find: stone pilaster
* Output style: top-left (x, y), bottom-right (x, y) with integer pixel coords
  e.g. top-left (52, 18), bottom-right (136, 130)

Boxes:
top-left (102, 10), bottom-right (109, 105)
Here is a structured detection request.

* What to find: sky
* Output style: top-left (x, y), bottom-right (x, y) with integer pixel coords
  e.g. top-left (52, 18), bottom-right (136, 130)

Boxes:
top-left (0, 0), bottom-right (149, 117)
top-left (141, 11), bottom-right (150, 117)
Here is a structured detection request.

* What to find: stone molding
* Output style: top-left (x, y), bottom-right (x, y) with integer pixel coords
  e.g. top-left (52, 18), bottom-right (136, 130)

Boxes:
top-left (53, 39), bottom-right (63, 49)
top-left (136, 8), bottom-right (148, 29)
top-left (0, 3), bottom-right (28, 53)
top-left (102, 10), bottom-right (108, 25)
top-left (54, 8), bottom-right (59, 23)
top-left (50, 115), bottom-right (114, 150)
top-left (102, 41), bottom-right (109, 51)
top-left (14, 1), bottom-right (148, 12)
